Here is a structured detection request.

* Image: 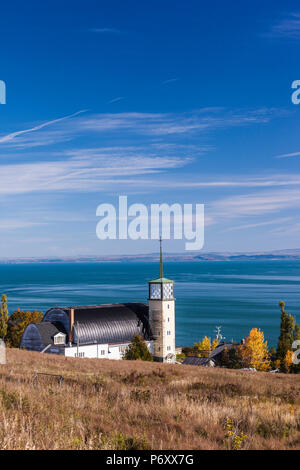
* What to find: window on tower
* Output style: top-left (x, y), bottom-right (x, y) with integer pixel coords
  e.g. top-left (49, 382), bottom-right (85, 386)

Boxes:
top-left (163, 283), bottom-right (173, 300)
top-left (150, 283), bottom-right (161, 299)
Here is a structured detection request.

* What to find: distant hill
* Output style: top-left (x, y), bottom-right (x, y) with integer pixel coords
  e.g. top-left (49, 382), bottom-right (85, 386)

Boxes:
top-left (1, 248), bottom-right (300, 263)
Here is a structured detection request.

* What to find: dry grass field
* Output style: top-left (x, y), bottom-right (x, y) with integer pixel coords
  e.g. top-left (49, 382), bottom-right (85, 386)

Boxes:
top-left (0, 348), bottom-right (299, 450)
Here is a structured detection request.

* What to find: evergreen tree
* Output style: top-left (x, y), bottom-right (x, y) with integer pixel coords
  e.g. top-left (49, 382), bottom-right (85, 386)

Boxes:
top-left (276, 301), bottom-right (295, 371)
top-left (0, 294), bottom-right (9, 340)
top-left (124, 335), bottom-right (153, 361)
top-left (294, 323), bottom-right (300, 341)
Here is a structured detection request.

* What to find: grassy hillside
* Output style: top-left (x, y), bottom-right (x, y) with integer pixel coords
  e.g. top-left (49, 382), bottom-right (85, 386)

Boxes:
top-left (0, 349), bottom-right (299, 450)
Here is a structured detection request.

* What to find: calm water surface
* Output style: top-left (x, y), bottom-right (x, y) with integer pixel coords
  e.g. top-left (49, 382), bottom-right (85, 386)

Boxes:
top-left (0, 261), bottom-right (299, 347)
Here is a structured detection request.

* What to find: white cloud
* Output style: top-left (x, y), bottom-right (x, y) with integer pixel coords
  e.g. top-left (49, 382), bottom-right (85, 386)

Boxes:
top-left (223, 217), bottom-right (292, 232)
top-left (274, 151), bottom-right (300, 159)
top-left (162, 78), bottom-right (179, 85)
top-left (268, 13), bottom-right (300, 39)
top-left (0, 220), bottom-right (48, 229)
top-left (0, 110), bottom-right (87, 147)
top-left (108, 97), bottom-right (125, 104)
top-left (88, 28), bottom-right (121, 34)
top-left (0, 153), bottom-right (189, 195)
top-left (211, 188), bottom-right (300, 217)
top-left (0, 108), bottom-right (278, 150)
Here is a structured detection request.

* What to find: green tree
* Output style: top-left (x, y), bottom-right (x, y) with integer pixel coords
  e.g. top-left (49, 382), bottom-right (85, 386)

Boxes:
top-left (6, 309), bottom-right (43, 348)
top-left (276, 301), bottom-right (295, 372)
top-left (294, 323), bottom-right (300, 341)
top-left (124, 335), bottom-right (153, 361)
top-left (0, 294), bottom-right (9, 340)
top-left (221, 346), bottom-right (243, 369)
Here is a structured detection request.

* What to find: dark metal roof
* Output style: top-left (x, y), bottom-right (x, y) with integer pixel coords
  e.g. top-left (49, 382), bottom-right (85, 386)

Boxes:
top-left (44, 302), bottom-right (151, 346)
top-left (35, 322), bottom-right (67, 347)
top-left (183, 343), bottom-right (237, 367)
top-left (209, 343), bottom-right (235, 360)
top-left (183, 356), bottom-right (212, 366)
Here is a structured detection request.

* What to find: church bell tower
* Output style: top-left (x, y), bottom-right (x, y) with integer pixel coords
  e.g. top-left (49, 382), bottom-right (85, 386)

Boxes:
top-left (148, 238), bottom-right (176, 363)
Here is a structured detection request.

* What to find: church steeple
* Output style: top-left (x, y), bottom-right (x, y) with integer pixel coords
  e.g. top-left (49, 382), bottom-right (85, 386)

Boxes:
top-left (159, 235), bottom-right (163, 279)
top-left (148, 239), bottom-right (176, 363)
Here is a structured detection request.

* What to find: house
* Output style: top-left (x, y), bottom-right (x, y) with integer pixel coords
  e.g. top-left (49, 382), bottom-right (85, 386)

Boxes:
top-left (183, 342), bottom-right (236, 367)
top-left (20, 240), bottom-right (176, 363)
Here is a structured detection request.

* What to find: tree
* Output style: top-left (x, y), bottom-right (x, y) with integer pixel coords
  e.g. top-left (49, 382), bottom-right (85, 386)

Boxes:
top-left (283, 350), bottom-right (293, 372)
top-left (221, 346), bottom-right (243, 369)
top-left (238, 328), bottom-right (271, 371)
top-left (192, 336), bottom-right (219, 358)
top-left (294, 323), bottom-right (300, 341)
top-left (276, 301), bottom-right (295, 371)
top-left (124, 335), bottom-right (153, 361)
top-left (6, 309), bottom-right (43, 348)
top-left (0, 294), bottom-right (9, 340)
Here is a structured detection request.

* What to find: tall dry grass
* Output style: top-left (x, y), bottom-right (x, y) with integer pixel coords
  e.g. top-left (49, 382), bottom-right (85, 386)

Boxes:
top-left (0, 349), bottom-right (299, 450)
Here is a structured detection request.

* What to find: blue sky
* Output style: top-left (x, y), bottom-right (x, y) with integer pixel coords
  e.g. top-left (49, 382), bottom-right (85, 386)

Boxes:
top-left (0, 0), bottom-right (300, 256)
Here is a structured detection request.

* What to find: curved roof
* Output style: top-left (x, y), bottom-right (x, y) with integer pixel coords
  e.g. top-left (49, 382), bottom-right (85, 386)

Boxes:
top-left (20, 321), bottom-right (67, 352)
top-left (44, 303), bottom-right (151, 346)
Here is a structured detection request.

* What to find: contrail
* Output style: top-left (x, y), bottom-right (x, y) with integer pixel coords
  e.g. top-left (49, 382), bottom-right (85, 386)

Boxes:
top-left (0, 109), bottom-right (88, 144)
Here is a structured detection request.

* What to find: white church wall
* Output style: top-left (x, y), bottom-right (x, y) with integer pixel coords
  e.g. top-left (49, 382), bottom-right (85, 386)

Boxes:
top-left (64, 340), bottom-right (154, 360)
top-left (65, 343), bottom-right (109, 358)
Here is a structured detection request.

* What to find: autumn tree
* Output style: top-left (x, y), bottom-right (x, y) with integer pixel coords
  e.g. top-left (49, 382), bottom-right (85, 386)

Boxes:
top-left (238, 328), bottom-right (271, 371)
top-left (192, 336), bottom-right (219, 358)
top-left (0, 294), bottom-right (9, 340)
top-left (124, 335), bottom-right (153, 361)
top-left (6, 309), bottom-right (43, 348)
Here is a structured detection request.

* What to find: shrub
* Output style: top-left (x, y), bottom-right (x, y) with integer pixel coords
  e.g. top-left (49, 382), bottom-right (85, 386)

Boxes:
top-left (123, 335), bottom-right (153, 361)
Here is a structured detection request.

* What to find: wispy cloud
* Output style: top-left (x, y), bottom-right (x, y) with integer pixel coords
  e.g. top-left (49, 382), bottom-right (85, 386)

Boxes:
top-left (270, 222), bottom-right (300, 236)
top-left (138, 174), bottom-right (300, 189)
top-left (0, 220), bottom-right (48, 230)
top-left (211, 188), bottom-right (300, 217)
top-left (274, 151), bottom-right (300, 159)
top-left (223, 217), bottom-right (292, 232)
top-left (267, 13), bottom-right (300, 39)
top-left (88, 28), bottom-right (121, 34)
top-left (79, 108), bottom-right (277, 137)
top-left (108, 97), bottom-right (125, 104)
top-left (0, 110), bottom-right (87, 148)
top-left (162, 78), bottom-right (179, 85)
top-left (0, 108), bottom-right (278, 150)
top-left (0, 152), bottom-right (189, 195)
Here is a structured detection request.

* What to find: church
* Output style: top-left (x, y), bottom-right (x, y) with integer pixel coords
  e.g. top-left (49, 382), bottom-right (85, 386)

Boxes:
top-left (20, 241), bottom-right (176, 363)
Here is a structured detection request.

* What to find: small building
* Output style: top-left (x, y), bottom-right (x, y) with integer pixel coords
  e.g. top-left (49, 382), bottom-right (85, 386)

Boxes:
top-left (20, 240), bottom-right (176, 363)
top-left (183, 342), bottom-right (236, 367)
